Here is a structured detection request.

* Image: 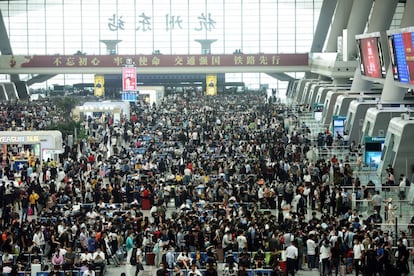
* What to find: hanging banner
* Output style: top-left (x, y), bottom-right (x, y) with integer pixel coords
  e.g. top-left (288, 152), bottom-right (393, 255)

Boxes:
top-left (206, 74), bottom-right (217, 96)
top-left (122, 67), bottom-right (137, 91)
top-left (94, 75), bottom-right (105, 96)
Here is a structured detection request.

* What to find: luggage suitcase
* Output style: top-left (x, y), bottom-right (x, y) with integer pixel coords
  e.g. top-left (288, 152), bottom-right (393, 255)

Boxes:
top-left (141, 198), bottom-right (151, 210)
top-left (146, 252), bottom-right (155, 265)
top-left (110, 254), bottom-right (120, 266)
top-left (340, 264), bottom-right (346, 276)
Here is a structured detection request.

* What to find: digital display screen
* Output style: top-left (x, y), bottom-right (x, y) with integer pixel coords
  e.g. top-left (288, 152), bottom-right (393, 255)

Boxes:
top-left (357, 37), bottom-right (386, 78)
top-left (388, 31), bottom-right (414, 83)
top-left (333, 119), bottom-right (344, 127)
top-left (314, 111), bottom-right (322, 122)
top-left (365, 151), bottom-right (382, 168)
top-left (365, 139), bottom-right (385, 168)
top-left (122, 92), bottom-right (137, 102)
top-left (333, 126), bottom-right (344, 138)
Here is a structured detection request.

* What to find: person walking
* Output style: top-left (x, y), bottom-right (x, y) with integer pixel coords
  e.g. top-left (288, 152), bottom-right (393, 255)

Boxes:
top-left (319, 239), bottom-right (331, 276)
top-left (306, 234), bottom-right (317, 271)
top-left (353, 239), bottom-right (364, 276)
top-left (285, 240), bottom-right (298, 276)
top-left (125, 231), bottom-right (135, 265)
top-left (371, 191), bottom-right (382, 214)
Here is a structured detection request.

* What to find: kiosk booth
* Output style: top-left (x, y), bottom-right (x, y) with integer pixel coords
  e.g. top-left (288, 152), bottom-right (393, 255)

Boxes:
top-left (360, 106), bottom-right (414, 144)
top-left (308, 85), bottom-right (350, 110)
top-left (322, 91), bottom-right (381, 126)
top-left (344, 100), bottom-right (378, 144)
top-left (137, 86), bottom-right (165, 106)
top-left (378, 115), bottom-right (414, 182)
top-left (0, 131), bottom-right (63, 169)
top-left (300, 81), bottom-right (332, 105)
top-left (72, 101), bottom-right (130, 124)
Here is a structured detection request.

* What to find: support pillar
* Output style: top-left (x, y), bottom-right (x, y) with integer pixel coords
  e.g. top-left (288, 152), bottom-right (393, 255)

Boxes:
top-left (351, 0), bottom-right (399, 92)
top-left (325, 0), bottom-right (354, 52)
top-left (100, 40), bottom-right (122, 55)
top-left (194, 39), bottom-right (217, 54)
top-left (381, 0), bottom-right (414, 102)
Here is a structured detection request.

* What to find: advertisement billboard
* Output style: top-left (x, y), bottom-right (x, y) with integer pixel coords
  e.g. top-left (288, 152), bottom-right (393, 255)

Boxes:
top-left (356, 36), bottom-right (386, 78)
top-left (206, 74), bottom-right (217, 96)
top-left (122, 67), bottom-right (137, 91)
top-left (94, 75), bottom-right (105, 96)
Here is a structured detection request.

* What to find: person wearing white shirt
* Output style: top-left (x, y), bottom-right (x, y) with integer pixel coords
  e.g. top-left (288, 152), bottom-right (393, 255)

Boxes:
top-left (236, 232), bottom-right (248, 252)
top-left (188, 263), bottom-right (203, 276)
top-left (79, 249), bottom-right (94, 264)
top-left (2, 251), bottom-right (13, 274)
top-left (92, 248), bottom-right (106, 273)
top-left (353, 239), bottom-right (364, 276)
top-left (32, 228), bottom-right (46, 253)
top-left (176, 249), bottom-right (192, 269)
top-left (285, 241), bottom-right (298, 276)
top-left (82, 265), bottom-right (96, 276)
top-left (306, 234), bottom-right (317, 270)
top-left (319, 240), bottom-right (331, 276)
top-left (399, 174), bottom-right (408, 200)
top-left (57, 221), bottom-right (66, 236)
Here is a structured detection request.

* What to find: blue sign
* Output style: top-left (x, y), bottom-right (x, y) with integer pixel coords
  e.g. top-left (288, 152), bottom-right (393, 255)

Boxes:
top-left (393, 33), bottom-right (410, 83)
top-left (13, 160), bottom-right (28, 171)
top-left (122, 92), bottom-right (137, 102)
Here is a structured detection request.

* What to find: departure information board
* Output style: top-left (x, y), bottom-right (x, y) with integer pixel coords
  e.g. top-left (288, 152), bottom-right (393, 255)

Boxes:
top-left (388, 31), bottom-right (414, 84)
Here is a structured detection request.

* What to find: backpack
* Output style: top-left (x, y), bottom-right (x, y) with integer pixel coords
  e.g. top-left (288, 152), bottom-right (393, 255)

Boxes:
top-left (342, 193), bottom-right (348, 204)
top-left (285, 183), bottom-right (294, 194)
top-left (130, 248), bottom-right (138, 265)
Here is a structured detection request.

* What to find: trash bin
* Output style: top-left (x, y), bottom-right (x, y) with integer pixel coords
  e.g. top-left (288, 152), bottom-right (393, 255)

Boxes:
top-left (146, 252), bottom-right (155, 265)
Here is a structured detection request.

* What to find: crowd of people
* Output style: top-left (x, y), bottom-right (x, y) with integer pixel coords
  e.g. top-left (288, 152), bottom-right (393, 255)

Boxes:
top-left (0, 91), bottom-right (412, 276)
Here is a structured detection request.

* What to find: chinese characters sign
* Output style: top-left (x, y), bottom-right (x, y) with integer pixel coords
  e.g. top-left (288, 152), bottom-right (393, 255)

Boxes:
top-left (12, 54), bottom-right (308, 68)
top-left (107, 12), bottom-right (216, 32)
top-left (122, 67), bottom-right (137, 91)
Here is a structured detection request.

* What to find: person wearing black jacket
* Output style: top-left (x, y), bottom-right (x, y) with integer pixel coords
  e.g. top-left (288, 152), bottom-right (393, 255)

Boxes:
top-left (396, 239), bottom-right (410, 276)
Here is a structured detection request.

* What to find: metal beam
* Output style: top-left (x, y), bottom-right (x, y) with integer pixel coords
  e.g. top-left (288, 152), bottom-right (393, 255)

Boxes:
top-left (0, 10), bottom-right (19, 82)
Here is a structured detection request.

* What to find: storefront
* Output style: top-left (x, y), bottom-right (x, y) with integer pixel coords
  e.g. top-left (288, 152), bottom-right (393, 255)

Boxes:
top-left (72, 101), bottom-right (130, 124)
top-left (0, 131), bottom-right (63, 169)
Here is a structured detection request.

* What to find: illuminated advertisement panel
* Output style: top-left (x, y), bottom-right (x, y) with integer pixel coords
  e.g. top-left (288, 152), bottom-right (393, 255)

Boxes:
top-left (358, 37), bottom-right (383, 78)
top-left (206, 74), bottom-right (217, 96)
top-left (356, 32), bottom-right (387, 79)
top-left (94, 75), bottom-right (105, 96)
top-left (122, 67), bottom-right (137, 91)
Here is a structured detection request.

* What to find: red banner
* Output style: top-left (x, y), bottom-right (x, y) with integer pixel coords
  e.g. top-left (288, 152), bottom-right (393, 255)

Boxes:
top-left (11, 53), bottom-right (308, 68)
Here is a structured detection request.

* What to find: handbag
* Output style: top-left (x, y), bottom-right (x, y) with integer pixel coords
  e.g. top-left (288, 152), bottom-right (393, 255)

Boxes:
top-left (137, 262), bottom-right (144, 270)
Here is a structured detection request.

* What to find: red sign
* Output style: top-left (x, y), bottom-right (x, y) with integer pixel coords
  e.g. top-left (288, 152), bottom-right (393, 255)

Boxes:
top-left (122, 67), bottom-right (136, 91)
top-left (13, 53), bottom-right (308, 68)
top-left (360, 37), bottom-right (382, 78)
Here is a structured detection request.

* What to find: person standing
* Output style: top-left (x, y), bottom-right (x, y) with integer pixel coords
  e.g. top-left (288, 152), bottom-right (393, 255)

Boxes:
top-left (371, 191), bottom-right (382, 214)
top-left (125, 231), bottom-right (135, 265)
top-left (32, 227), bottom-right (46, 253)
top-left (353, 239), bottom-right (364, 276)
top-left (29, 190), bottom-right (39, 215)
top-left (21, 191), bottom-right (30, 223)
top-left (236, 230), bottom-right (248, 252)
top-left (396, 238), bottom-right (410, 276)
top-left (306, 234), bottom-right (317, 270)
top-left (285, 240), bottom-right (298, 276)
top-left (319, 240), bottom-right (331, 276)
